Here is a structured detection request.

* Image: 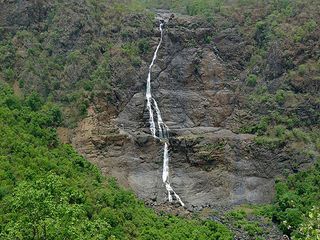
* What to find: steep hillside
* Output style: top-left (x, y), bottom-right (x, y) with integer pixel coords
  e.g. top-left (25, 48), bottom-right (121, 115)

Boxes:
top-left (0, 82), bottom-right (233, 239)
top-left (0, 0), bottom-right (319, 239)
top-left (70, 0), bottom-right (319, 210)
top-left (0, 0), bottom-right (155, 125)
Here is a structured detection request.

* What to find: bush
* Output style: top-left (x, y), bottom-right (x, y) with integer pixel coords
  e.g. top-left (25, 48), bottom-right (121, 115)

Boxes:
top-left (204, 35), bottom-right (213, 44)
top-left (254, 21), bottom-right (269, 48)
top-left (3, 68), bottom-right (15, 82)
top-left (246, 74), bottom-right (258, 87)
top-left (83, 80), bottom-right (94, 91)
top-left (235, 220), bottom-right (263, 236)
top-left (25, 92), bottom-right (44, 111)
top-left (272, 0), bottom-right (291, 11)
top-left (297, 64), bottom-right (307, 76)
top-left (226, 209), bottom-right (263, 237)
top-left (305, 19), bottom-right (317, 32)
top-left (137, 38), bottom-right (150, 54)
top-left (0, 42), bottom-right (16, 70)
top-left (274, 125), bottom-right (286, 137)
top-left (275, 90), bottom-right (286, 104)
top-left (79, 100), bottom-right (89, 115)
top-left (226, 210), bottom-right (247, 220)
top-left (293, 20), bottom-right (317, 43)
top-left (90, 54), bottom-right (111, 88)
top-left (254, 136), bottom-right (286, 149)
top-left (292, 128), bottom-right (311, 143)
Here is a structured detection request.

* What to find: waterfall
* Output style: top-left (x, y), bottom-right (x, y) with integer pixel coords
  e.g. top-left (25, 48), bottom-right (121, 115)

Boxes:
top-left (145, 22), bottom-right (185, 207)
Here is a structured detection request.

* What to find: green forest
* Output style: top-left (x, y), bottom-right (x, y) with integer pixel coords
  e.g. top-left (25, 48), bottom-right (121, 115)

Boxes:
top-left (0, 0), bottom-right (319, 239)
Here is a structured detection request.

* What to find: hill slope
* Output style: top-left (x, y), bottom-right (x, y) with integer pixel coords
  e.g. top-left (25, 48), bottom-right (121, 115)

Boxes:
top-left (0, 0), bottom-right (319, 239)
top-left (0, 82), bottom-right (232, 239)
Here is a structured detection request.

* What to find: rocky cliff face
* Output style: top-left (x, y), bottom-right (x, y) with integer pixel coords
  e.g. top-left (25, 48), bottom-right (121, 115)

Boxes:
top-left (71, 12), bottom-right (310, 210)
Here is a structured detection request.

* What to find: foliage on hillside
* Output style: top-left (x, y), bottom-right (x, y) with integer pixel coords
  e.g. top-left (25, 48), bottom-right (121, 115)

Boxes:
top-left (227, 1), bottom-right (320, 238)
top-left (2, 0), bottom-right (318, 132)
top-left (0, 0), bottom-right (155, 126)
top-left (236, 0), bottom-right (320, 144)
top-left (271, 160), bottom-right (320, 239)
top-left (223, 159), bottom-right (320, 239)
top-left (0, 82), bottom-right (233, 239)
top-left (136, 0), bottom-right (224, 16)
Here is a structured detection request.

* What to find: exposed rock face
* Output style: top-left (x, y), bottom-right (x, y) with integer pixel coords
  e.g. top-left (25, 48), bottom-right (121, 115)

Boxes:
top-left (72, 12), bottom-right (305, 209)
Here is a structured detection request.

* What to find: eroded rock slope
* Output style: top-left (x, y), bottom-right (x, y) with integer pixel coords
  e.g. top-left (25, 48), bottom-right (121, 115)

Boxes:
top-left (72, 12), bottom-right (307, 209)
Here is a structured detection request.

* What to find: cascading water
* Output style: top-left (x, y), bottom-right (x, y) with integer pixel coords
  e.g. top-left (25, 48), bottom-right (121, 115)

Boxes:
top-left (145, 22), bottom-right (185, 207)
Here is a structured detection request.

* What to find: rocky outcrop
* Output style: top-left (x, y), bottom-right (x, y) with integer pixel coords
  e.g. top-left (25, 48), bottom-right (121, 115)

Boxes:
top-left (71, 12), bottom-right (306, 209)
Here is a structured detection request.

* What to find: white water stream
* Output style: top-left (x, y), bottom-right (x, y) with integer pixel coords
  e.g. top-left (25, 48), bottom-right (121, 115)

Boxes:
top-left (145, 22), bottom-right (184, 207)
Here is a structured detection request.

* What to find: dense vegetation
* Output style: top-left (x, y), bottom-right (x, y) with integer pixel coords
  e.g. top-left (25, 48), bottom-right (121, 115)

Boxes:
top-left (0, 83), bottom-right (233, 239)
top-left (0, 0), bottom-right (155, 126)
top-left (271, 160), bottom-right (320, 239)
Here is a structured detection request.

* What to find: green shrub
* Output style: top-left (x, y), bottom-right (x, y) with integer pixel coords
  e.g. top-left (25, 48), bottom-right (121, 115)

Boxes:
top-left (226, 210), bottom-right (247, 220)
top-left (274, 125), bottom-right (286, 138)
top-left (67, 50), bottom-right (82, 63)
top-left (235, 220), bottom-right (263, 236)
top-left (122, 42), bottom-right (139, 57)
top-left (226, 209), bottom-right (263, 237)
top-left (272, 0), bottom-right (292, 11)
top-left (83, 80), bottom-right (94, 91)
top-left (0, 42), bottom-right (16, 70)
top-left (137, 38), bottom-right (150, 54)
top-left (18, 79), bottom-right (25, 88)
top-left (204, 35), bottom-right (213, 44)
top-left (248, 54), bottom-right (263, 69)
top-left (90, 54), bottom-right (111, 88)
top-left (186, 0), bottom-right (223, 16)
top-left (254, 21), bottom-right (269, 48)
top-left (131, 56), bottom-right (142, 67)
top-left (297, 64), bottom-right (307, 76)
top-left (79, 100), bottom-right (89, 115)
top-left (242, 117), bottom-right (269, 135)
top-left (25, 92), bottom-right (44, 111)
top-left (254, 136), bottom-right (286, 149)
top-left (3, 68), bottom-right (15, 82)
top-left (293, 27), bottom-right (305, 43)
top-left (246, 74), bottom-right (258, 87)
top-left (292, 128), bottom-right (311, 143)
top-left (305, 19), bottom-right (317, 32)
top-left (293, 20), bottom-right (317, 43)
top-left (275, 90), bottom-right (286, 104)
